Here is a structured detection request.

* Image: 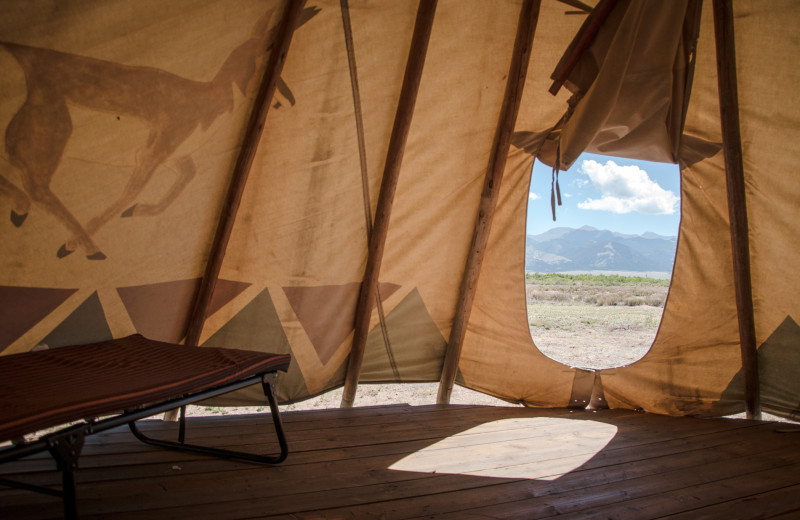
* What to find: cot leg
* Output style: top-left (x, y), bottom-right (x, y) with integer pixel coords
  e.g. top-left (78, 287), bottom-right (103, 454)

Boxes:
top-left (47, 424), bottom-right (87, 520)
top-left (129, 372), bottom-right (288, 464)
top-left (61, 469), bottom-right (77, 520)
top-left (262, 373), bottom-right (288, 462)
top-left (178, 405), bottom-right (187, 444)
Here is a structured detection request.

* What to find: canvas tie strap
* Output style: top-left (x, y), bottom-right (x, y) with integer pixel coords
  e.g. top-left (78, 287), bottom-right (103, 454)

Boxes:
top-left (551, 142), bottom-right (563, 221)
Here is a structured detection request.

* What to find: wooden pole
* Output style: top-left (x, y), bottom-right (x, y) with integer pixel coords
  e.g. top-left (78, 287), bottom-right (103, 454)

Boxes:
top-left (163, 1), bottom-right (306, 422)
top-left (340, 0), bottom-right (438, 408)
top-left (341, 0), bottom-right (400, 381)
top-left (712, 0), bottom-right (760, 420)
top-left (182, 0), bottom-right (307, 350)
top-left (162, 3), bottom-right (305, 422)
top-left (437, 0), bottom-right (541, 404)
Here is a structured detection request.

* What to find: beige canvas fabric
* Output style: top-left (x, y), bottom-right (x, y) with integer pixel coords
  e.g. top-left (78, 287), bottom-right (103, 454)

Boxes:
top-left (1, 0), bottom-right (799, 420)
top-left (0, 0), bottom-right (274, 350)
top-left (727, 0), bottom-right (800, 419)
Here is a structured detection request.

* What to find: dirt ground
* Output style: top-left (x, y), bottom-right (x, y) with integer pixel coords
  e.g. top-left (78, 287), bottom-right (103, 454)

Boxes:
top-left (528, 302), bottom-right (662, 370)
top-left (186, 382), bottom-right (514, 417)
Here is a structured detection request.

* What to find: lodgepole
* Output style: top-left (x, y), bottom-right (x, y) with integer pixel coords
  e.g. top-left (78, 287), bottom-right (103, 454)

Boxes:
top-left (184, 0), bottom-right (307, 348)
top-left (340, 0), bottom-right (438, 408)
top-left (167, 1), bottom-right (307, 421)
top-left (437, 0), bottom-right (541, 404)
top-left (712, 0), bottom-right (760, 419)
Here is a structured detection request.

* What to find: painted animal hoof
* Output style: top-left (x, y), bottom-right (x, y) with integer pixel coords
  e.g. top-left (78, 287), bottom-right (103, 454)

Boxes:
top-left (121, 204), bottom-right (137, 218)
top-left (87, 251), bottom-right (107, 260)
top-left (57, 244), bottom-right (74, 258)
top-left (10, 211), bottom-right (28, 227)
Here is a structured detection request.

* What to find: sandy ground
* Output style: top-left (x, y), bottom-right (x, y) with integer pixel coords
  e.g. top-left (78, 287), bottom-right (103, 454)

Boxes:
top-left (186, 383), bottom-right (515, 417)
top-left (532, 328), bottom-right (653, 369)
top-left (529, 303), bottom-right (662, 370)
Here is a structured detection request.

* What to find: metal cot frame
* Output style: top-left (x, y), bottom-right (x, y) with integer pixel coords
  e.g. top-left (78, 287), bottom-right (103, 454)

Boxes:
top-left (0, 366), bottom-right (288, 519)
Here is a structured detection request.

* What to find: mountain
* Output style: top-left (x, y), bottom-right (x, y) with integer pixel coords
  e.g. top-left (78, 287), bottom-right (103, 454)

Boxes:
top-left (525, 226), bottom-right (677, 273)
top-left (526, 227), bottom-right (575, 242)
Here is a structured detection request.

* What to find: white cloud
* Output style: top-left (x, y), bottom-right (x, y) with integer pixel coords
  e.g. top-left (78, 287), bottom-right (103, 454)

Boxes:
top-left (577, 159), bottom-right (678, 215)
top-left (562, 192), bottom-right (572, 198)
top-left (529, 192), bottom-right (540, 200)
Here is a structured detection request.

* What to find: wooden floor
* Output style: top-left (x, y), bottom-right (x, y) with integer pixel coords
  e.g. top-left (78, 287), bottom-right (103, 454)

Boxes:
top-left (2, 404), bottom-right (800, 519)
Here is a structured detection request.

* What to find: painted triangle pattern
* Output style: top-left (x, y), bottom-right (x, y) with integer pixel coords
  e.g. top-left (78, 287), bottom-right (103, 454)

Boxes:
top-left (202, 288), bottom-right (296, 403)
top-left (39, 292), bottom-right (112, 349)
top-left (208, 279), bottom-right (252, 318)
top-left (0, 285), bottom-right (77, 353)
top-left (361, 287), bottom-right (445, 382)
top-left (283, 282), bottom-right (400, 365)
top-left (117, 278), bottom-right (250, 343)
top-left (203, 288), bottom-right (290, 352)
top-left (717, 315), bottom-right (800, 420)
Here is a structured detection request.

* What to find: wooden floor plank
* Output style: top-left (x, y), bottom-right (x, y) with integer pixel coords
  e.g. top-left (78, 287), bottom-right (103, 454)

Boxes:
top-left (663, 483), bottom-right (800, 519)
top-left (422, 441), bottom-right (800, 520)
top-left (1, 409), bottom-right (758, 482)
top-left (277, 428), bottom-right (800, 520)
top-left (1, 406), bottom-right (797, 520)
top-left (544, 464), bottom-right (800, 520)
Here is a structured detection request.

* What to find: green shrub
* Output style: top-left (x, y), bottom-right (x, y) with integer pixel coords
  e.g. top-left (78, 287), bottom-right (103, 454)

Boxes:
top-left (526, 272), bottom-right (669, 287)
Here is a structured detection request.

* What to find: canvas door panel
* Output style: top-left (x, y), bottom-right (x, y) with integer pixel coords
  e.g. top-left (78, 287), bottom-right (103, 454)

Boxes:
top-left (601, 152), bottom-right (743, 416)
top-left (555, 0), bottom-right (691, 168)
top-left (601, 2), bottom-right (742, 416)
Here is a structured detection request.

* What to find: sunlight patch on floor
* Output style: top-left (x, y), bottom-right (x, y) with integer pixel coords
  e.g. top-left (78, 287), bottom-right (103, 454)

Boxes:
top-left (389, 417), bottom-right (617, 480)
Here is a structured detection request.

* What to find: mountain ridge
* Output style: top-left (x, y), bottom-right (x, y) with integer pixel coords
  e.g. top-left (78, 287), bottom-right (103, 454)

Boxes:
top-left (525, 227), bottom-right (677, 273)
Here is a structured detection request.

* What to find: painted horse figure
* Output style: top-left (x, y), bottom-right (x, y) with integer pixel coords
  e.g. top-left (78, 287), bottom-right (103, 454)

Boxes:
top-left (0, 6), bottom-right (318, 259)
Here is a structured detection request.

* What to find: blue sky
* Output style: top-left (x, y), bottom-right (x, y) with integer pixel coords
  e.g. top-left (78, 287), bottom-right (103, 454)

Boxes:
top-left (526, 153), bottom-right (681, 237)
